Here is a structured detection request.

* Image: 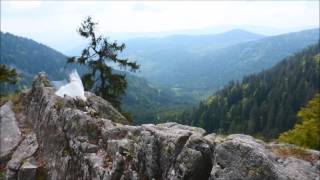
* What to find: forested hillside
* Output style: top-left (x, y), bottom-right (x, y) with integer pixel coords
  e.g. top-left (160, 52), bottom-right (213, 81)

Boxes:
top-left (0, 32), bottom-right (67, 92)
top-left (124, 29), bottom-right (319, 97)
top-left (179, 43), bottom-right (320, 138)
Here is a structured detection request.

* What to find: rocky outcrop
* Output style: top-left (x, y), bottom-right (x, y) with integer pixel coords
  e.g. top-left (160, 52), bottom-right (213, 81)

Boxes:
top-left (19, 72), bottom-right (215, 180)
top-left (1, 72), bottom-right (319, 180)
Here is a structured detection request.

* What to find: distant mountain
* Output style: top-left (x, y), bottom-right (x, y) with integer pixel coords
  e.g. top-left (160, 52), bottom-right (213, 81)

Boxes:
top-left (124, 28), bottom-right (319, 97)
top-left (178, 43), bottom-right (320, 138)
top-left (123, 29), bottom-right (265, 82)
top-left (125, 29), bottom-right (265, 54)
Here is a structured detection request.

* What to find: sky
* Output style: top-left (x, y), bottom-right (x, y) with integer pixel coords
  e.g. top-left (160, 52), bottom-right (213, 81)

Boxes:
top-left (1, 1), bottom-right (319, 53)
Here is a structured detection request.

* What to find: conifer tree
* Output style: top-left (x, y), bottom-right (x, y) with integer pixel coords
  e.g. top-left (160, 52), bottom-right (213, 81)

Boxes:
top-left (67, 16), bottom-right (139, 110)
top-left (0, 64), bottom-right (19, 84)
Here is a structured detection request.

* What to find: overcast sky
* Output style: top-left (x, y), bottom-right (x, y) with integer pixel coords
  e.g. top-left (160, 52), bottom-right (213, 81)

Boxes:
top-left (1, 1), bottom-right (319, 53)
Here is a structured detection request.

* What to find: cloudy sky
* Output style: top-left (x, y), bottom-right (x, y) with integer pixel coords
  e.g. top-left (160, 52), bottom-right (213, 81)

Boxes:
top-left (1, 1), bottom-right (319, 53)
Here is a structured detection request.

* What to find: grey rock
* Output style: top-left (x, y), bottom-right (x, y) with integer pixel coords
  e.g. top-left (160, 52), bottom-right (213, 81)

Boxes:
top-left (80, 142), bottom-right (99, 153)
top-left (204, 133), bottom-right (216, 144)
top-left (211, 134), bottom-right (285, 180)
top-left (7, 133), bottom-right (38, 171)
top-left (5, 168), bottom-right (17, 180)
top-left (85, 92), bottom-right (127, 124)
top-left (6, 133), bottom-right (38, 180)
top-left (0, 101), bottom-right (22, 162)
top-left (210, 134), bottom-right (320, 180)
top-left (107, 139), bottom-right (134, 157)
top-left (156, 122), bottom-right (206, 136)
top-left (279, 157), bottom-right (319, 180)
top-left (167, 134), bottom-right (213, 180)
top-left (110, 153), bottom-right (125, 180)
top-left (134, 123), bottom-right (212, 179)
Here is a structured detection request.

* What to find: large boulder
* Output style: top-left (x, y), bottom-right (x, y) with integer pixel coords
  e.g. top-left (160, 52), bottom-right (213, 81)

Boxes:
top-left (136, 123), bottom-right (213, 179)
top-left (210, 134), bottom-right (285, 180)
top-left (210, 134), bottom-right (320, 180)
top-left (0, 101), bottom-right (22, 163)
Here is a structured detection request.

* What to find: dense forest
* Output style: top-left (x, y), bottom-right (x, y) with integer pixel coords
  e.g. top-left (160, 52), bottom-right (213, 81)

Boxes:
top-left (179, 43), bottom-right (320, 138)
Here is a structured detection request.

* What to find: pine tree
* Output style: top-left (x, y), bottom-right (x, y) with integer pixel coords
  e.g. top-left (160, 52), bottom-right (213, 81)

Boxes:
top-left (67, 17), bottom-right (139, 110)
top-left (0, 64), bottom-right (19, 84)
